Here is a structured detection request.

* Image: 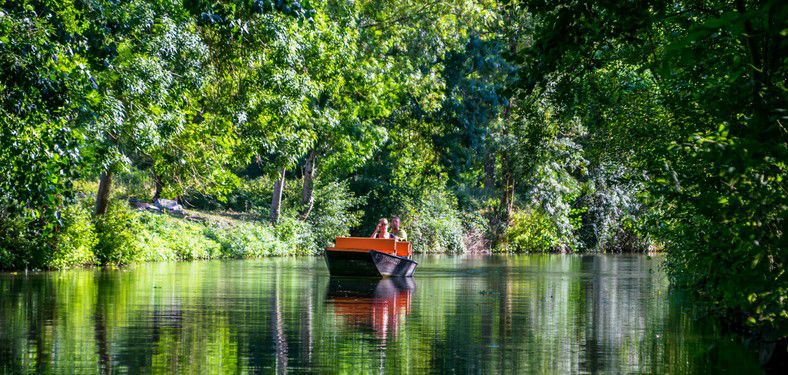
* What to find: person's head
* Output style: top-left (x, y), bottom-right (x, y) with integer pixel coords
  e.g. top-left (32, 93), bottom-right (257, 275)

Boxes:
top-left (377, 218), bottom-right (389, 232)
top-left (391, 216), bottom-right (401, 230)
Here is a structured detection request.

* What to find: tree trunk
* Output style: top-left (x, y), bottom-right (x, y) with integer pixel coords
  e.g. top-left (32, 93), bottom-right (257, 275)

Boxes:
top-left (500, 159), bottom-right (515, 226)
top-left (95, 171), bottom-right (113, 216)
top-left (491, 99), bottom-right (515, 242)
top-left (270, 168), bottom-right (286, 223)
top-left (300, 150), bottom-right (316, 220)
top-left (495, 6), bottom-right (518, 233)
top-left (490, 161), bottom-right (516, 244)
top-left (152, 173), bottom-right (163, 202)
top-left (483, 150), bottom-right (496, 197)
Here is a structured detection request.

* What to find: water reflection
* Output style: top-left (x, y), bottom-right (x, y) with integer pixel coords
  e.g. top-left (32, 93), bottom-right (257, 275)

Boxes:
top-left (0, 255), bottom-right (764, 373)
top-left (325, 277), bottom-right (414, 341)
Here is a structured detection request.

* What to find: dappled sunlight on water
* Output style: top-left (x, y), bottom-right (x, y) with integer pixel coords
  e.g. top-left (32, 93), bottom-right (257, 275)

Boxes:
top-left (0, 255), bottom-right (762, 373)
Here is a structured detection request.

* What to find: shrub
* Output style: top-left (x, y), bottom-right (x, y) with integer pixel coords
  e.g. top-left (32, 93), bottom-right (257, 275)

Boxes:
top-left (575, 164), bottom-right (647, 253)
top-left (72, 179), bottom-right (99, 198)
top-left (0, 207), bottom-right (94, 270)
top-left (94, 201), bottom-right (144, 266)
top-left (223, 177), bottom-right (273, 213)
top-left (503, 208), bottom-right (560, 253)
top-left (0, 245), bottom-right (11, 270)
top-left (404, 189), bottom-right (465, 254)
top-left (460, 209), bottom-right (491, 253)
top-left (113, 169), bottom-right (156, 200)
top-left (0, 212), bottom-right (45, 270)
top-left (49, 204), bottom-right (97, 269)
top-left (306, 180), bottom-right (364, 253)
top-left (660, 210), bottom-right (786, 340)
top-left (206, 222), bottom-right (280, 258)
top-left (136, 212), bottom-right (221, 261)
top-left (272, 216), bottom-right (311, 255)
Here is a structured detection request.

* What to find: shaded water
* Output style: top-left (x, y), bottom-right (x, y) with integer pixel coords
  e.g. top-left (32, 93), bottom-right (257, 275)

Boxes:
top-left (0, 255), bottom-right (762, 373)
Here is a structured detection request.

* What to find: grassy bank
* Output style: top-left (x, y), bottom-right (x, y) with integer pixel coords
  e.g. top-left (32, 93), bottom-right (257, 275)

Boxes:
top-left (0, 172), bottom-right (651, 271)
top-left (0, 174), bottom-right (364, 270)
top-left (1, 199), bottom-right (325, 270)
top-left (1, 175), bottom-right (487, 271)
top-left (0, 183), bottom-right (591, 272)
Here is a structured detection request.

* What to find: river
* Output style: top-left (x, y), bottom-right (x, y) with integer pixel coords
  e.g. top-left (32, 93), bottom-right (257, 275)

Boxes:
top-left (0, 254), bottom-right (762, 373)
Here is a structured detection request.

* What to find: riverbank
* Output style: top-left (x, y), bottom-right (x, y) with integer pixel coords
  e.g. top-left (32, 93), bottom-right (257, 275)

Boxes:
top-left (1, 200), bottom-right (329, 271)
top-left (1, 197), bottom-right (650, 272)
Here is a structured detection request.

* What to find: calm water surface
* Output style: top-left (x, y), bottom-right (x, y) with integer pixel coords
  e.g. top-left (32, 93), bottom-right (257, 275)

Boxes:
top-left (0, 255), bottom-right (762, 373)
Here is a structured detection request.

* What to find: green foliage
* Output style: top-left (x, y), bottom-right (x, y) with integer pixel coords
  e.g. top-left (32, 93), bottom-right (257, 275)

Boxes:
top-left (0, 203), bottom-right (98, 270)
top-left (222, 177), bottom-right (274, 213)
top-left (112, 169), bottom-right (158, 200)
top-left (94, 202), bottom-right (144, 267)
top-left (350, 119), bottom-right (449, 232)
top-left (0, 212), bottom-right (46, 270)
top-left (49, 204), bottom-right (98, 269)
top-left (576, 164), bottom-right (648, 253)
top-left (517, 0), bottom-right (787, 341)
top-left (503, 208), bottom-right (560, 253)
top-left (0, 1), bottom-right (91, 217)
top-left (136, 212), bottom-right (221, 261)
top-left (205, 222), bottom-right (286, 258)
top-left (404, 189), bottom-right (465, 254)
top-left (435, 34), bottom-right (511, 191)
top-left (305, 180), bottom-right (364, 251)
top-left (272, 216), bottom-right (313, 255)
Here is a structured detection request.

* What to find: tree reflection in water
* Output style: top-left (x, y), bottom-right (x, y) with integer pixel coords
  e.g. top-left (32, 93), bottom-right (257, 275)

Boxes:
top-left (0, 256), bottom-right (765, 373)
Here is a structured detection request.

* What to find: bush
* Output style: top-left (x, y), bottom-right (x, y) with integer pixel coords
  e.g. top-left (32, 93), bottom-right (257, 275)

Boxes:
top-left (113, 169), bottom-right (157, 200)
top-left (136, 212), bottom-right (221, 261)
top-left (0, 212), bottom-right (45, 270)
top-left (222, 177), bottom-right (273, 213)
top-left (460, 209), bottom-right (491, 253)
top-left (404, 189), bottom-right (465, 254)
top-left (205, 222), bottom-right (271, 258)
top-left (49, 204), bottom-right (98, 269)
top-left (306, 180), bottom-right (364, 253)
top-left (273, 216), bottom-right (313, 255)
top-left (94, 201), bottom-right (144, 266)
top-left (502, 208), bottom-right (560, 253)
top-left (574, 164), bottom-right (648, 253)
top-left (661, 212), bottom-right (786, 340)
top-left (0, 244), bottom-right (11, 270)
top-left (0, 206), bottom-right (96, 270)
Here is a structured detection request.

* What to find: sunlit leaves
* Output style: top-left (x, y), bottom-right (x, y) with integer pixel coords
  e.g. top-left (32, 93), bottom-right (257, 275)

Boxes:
top-left (515, 0), bottom-right (787, 336)
top-left (0, 1), bottom-right (93, 214)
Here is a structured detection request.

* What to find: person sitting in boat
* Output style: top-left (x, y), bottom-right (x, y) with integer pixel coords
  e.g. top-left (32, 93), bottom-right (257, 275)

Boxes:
top-left (371, 218), bottom-right (396, 239)
top-left (390, 216), bottom-right (407, 241)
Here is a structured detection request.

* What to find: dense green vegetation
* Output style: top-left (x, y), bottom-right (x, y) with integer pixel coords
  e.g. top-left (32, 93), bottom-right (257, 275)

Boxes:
top-left (1, 0), bottom-right (785, 362)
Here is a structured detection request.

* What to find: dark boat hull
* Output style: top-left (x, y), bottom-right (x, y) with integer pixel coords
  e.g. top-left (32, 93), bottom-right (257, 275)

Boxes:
top-left (326, 277), bottom-right (416, 299)
top-left (325, 250), bottom-right (417, 277)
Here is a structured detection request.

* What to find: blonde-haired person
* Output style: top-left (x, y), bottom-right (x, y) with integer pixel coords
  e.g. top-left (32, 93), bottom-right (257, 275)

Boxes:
top-left (371, 218), bottom-right (395, 239)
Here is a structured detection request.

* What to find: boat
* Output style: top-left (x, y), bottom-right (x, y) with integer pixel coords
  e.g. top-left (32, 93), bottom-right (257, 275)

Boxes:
top-left (324, 237), bottom-right (418, 277)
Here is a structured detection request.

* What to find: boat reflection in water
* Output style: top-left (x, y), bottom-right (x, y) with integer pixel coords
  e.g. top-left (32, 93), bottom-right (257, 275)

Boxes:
top-left (325, 277), bottom-right (415, 341)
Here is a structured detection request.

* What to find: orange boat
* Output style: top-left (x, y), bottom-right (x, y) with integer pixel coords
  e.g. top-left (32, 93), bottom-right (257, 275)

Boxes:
top-left (324, 237), bottom-right (418, 277)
